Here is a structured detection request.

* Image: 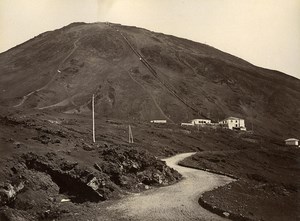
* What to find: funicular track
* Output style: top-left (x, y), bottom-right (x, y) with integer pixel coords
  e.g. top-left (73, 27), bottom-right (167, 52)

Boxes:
top-left (107, 23), bottom-right (204, 116)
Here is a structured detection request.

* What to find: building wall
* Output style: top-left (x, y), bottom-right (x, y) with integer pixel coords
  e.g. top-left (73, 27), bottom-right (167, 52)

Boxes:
top-left (150, 120), bottom-right (167, 123)
top-left (181, 123), bottom-right (194, 126)
top-left (220, 118), bottom-right (245, 130)
top-left (228, 119), bottom-right (244, 129)
top-left (191, 119), bottom-right (211, 125)
top-left (285, 140), bottom-right (299, 146)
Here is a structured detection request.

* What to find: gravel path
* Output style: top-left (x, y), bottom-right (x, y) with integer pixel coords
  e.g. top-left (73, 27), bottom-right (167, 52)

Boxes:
top-left (14, 38), bottom-right (80, 108)
top-left (104, 152), bottom-right (234, 221)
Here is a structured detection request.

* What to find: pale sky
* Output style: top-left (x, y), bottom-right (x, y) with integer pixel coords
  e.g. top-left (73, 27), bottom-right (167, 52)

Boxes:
top-left (0, 0), bottom-right (299, 79)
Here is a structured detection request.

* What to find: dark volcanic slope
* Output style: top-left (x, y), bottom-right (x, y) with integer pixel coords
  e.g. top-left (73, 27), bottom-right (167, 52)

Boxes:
top-left (0, 22), bottom-right (299, 137)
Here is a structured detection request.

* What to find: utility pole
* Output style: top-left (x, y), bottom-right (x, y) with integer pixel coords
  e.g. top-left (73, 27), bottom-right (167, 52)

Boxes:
top-left (92, 94), bottom-right (95, 143)
top-left (128, 125), bottom-right (134, 144)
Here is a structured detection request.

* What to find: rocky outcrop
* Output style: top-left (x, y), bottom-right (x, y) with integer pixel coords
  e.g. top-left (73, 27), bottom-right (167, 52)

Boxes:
top-left (0, 144), bottom-right (182, 220)
top-left (97, 146), bottom-right (182, 190)
top-left (0, 182), bottom-right (24, 206)
top-left (22, 152), bottom-right (115, 203)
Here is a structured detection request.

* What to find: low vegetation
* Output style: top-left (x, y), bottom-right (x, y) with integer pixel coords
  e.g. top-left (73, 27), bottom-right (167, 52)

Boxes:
top-left (180, 138), bottom-right (300, 221)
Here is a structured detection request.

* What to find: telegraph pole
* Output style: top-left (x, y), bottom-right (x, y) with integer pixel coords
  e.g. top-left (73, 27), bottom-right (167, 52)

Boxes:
top-left (92, 94), bottom-right (95, 143)
top-left (128, 125), bottom-right (134, 144)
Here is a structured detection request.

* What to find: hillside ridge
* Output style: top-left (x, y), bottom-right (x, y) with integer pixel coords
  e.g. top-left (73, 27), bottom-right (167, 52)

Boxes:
top-left (0, 22), bottom-right (299, 137)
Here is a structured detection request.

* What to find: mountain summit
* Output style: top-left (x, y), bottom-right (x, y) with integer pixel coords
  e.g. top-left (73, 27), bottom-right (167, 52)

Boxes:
top-left (0, 22), bottom-right (299, 137)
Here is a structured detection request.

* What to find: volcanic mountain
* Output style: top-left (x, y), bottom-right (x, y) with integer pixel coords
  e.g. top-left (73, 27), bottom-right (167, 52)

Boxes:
top-left (0, 22), bottom-right (299, 137)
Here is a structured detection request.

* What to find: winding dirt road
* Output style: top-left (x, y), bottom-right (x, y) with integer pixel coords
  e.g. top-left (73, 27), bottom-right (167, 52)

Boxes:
top-left (104, 152), bottom-right (234, 221)
top-left (13, 38), bottom-right (80, 108)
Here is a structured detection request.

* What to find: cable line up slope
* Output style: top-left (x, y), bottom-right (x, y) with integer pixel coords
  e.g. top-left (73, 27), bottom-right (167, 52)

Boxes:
top-left (107, 23), bottom-right (205, 118)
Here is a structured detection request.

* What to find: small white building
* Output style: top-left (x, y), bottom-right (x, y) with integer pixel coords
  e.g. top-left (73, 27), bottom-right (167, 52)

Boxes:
top-left (181, 122), bottom-right (194, 126)
top-left (219, 117), bottom-right (246, 130)
top-left (285, 138), bottom-right (299, 146)
top-left (150, 120), bottom-right (167, 124)
top-left (191, 119), bottom-right (211, 125)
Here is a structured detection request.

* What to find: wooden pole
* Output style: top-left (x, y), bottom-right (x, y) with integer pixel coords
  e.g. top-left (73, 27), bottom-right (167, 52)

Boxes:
top-left (128, 125), bottom-right (134, 144)
top-left (128, 125), bottom-right (131, 143)
top-left (92, 94), bottom-right (95, 143)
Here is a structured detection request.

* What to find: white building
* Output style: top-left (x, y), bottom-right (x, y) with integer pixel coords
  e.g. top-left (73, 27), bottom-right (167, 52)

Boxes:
top-left (285, 138), bottom-right (299, 146)
top-left (191, 119), bottom-right (211, 125)
top-left (219, 117), bottom-right (246, 130)
top-left (150, 120), bottom-right (167, 124)
top-left (181, 122), bottom-right (194, 126)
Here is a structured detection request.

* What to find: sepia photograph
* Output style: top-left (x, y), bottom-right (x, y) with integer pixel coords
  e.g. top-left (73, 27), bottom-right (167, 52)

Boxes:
top-left (0, 0), bottom-right (299, 220)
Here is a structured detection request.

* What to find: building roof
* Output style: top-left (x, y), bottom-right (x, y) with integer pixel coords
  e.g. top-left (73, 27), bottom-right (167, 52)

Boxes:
top-left (285, 138), bottom-right (299, 141)
top-left (219, 117), bottom-right (244, 122)
top-left (191, 118), bottom-right (211, 121)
